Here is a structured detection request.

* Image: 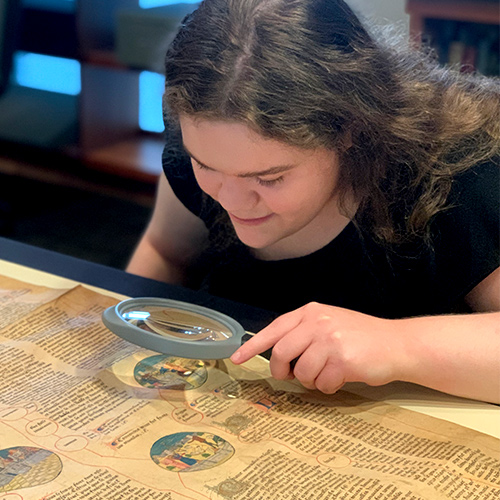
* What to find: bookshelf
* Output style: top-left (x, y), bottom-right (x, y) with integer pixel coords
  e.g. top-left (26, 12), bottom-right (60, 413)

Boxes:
top-left (406, 0), bottom-right (500, 75)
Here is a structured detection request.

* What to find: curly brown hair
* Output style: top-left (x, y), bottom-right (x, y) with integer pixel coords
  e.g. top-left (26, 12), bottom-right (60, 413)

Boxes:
top-left (163, 0), bottom-right (500, 245)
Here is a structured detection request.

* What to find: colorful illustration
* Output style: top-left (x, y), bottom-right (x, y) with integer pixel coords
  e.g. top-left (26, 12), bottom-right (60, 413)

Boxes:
top-left (0, 446), bottom-right (62, 493)
top-left (151, 432), bottom-right (234, 473)
top-left (134, 355), bottom-right (208, 390)
top-left (254, 397), bottom-right (277, 411)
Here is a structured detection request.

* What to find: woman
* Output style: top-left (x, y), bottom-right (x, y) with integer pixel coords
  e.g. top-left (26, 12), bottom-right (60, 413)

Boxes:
top-left (127, 0), bottom-right (500, 403)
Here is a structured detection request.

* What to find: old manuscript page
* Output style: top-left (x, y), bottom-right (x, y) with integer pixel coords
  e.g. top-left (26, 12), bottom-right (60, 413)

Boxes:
top-left (0, 275), bottom-right (498, 500)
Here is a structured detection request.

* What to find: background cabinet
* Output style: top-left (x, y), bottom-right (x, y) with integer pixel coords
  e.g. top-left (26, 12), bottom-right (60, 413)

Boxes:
top-left (77, 1), bottom-right (198, 183)
top-left (1, 0), bottom-right (199, 185)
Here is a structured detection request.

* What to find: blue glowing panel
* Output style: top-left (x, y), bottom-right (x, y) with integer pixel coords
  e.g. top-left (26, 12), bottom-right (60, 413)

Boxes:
top-left (13, 52), bottom-right (81, 95)
top-left (139, 0), bottom-right (199, 8)
top-left (139, 71), bottom-right (165, 133)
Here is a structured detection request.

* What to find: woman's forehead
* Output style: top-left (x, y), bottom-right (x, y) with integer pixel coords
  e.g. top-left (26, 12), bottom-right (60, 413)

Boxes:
top-left (179, 115), bottom-right (330, 170)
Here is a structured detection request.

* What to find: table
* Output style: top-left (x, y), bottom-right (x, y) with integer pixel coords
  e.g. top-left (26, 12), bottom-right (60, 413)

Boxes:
top-left (0, 236), bottom-right (498, 440)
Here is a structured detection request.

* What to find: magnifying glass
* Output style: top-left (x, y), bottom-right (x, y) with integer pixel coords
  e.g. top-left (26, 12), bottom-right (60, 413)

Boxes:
top-left (102, 297), bottom-right (250, 359)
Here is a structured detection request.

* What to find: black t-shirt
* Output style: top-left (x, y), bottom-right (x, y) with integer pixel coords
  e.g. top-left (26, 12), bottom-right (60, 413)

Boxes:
top-left (163, 144), bottom-right (499, 318)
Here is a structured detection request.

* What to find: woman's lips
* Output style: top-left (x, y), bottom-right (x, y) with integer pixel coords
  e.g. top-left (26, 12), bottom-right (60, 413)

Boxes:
top-left (229, 213), bottom-right (273, 226)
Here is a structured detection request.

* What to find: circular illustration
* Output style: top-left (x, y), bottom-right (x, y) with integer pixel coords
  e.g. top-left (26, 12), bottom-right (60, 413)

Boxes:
top-left (134, 355), bottom-right (208, 390)
top-left (0, 447), bottom-right (62, 493)
top-left (151, 432), bottom-right (234, 473)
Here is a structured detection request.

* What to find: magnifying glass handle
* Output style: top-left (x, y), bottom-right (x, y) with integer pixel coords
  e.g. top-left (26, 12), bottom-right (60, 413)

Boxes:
top-left (241, 332), bottom-right (298, 369)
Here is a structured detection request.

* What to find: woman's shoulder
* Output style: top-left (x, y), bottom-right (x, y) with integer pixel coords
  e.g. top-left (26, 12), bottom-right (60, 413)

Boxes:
top-left (448, 157), bottom-right (499, 212)
top-left (430, 156), bottom-right (499, 285)
top-left (453, 156), bottom-right (499, 186)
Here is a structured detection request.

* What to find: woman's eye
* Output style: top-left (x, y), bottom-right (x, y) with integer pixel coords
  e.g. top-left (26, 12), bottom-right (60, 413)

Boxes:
top-left (192, 157), bottom-right (284, 186)
top-left (256, 176), bottom-right (284, 187)
top-left (193, 159), bottom-right (209, 171)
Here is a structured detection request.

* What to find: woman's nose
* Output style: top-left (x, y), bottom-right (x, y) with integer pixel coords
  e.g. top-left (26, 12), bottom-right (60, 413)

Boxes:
top-left (216, 176), bottom-right (259, 212)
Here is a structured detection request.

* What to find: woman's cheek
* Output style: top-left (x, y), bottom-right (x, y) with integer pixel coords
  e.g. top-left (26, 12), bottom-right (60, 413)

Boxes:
top-left (193, 170), bottom-right (218, 198)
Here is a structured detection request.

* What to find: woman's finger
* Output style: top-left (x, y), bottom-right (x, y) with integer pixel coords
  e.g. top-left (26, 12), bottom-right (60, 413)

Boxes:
top-left (268, 324), bottom-right (316, 379)
top-left (313, 361), bottom-right (346, 394)
top-left (287, 346), bottom-right (329, 390)
top-left (230, 308), bottom-right (306, 364)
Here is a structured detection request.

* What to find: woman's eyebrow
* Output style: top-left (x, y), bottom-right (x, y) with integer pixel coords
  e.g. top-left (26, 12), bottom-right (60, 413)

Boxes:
top-left (238, 164), bottom-right (295, 178)
top-left (183, 143), bottom-right (296, 177)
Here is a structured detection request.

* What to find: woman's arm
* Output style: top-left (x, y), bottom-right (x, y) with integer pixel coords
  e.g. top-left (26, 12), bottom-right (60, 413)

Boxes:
top-left (231, 267), bottom-right (500, 404)
top-left (127, 175), bottom-right (209, 285)
top-left (391, 310), bottom-right (499, 403)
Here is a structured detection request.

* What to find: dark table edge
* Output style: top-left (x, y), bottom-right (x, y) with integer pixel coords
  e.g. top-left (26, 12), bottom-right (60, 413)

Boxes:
top-left (0, 237), bottom-right (278, 333)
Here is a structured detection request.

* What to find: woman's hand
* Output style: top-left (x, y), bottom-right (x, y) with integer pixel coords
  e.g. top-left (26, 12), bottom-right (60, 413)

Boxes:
top-left (230, 302), bottom-right (406, 394)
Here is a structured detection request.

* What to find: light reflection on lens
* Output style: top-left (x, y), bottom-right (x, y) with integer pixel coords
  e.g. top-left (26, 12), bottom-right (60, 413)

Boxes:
top-left (123, 311), bottom-right (151, 321)
top-left (120, 306), bottom-right (233, 342)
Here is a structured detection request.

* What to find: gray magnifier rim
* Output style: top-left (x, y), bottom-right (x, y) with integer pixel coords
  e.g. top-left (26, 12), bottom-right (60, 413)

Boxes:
top-left (102, 297), bottom-right (246, 359)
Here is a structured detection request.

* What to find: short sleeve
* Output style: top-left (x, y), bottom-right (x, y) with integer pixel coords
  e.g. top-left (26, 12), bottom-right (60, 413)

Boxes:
top-left (430, 159), bottom-right (500, 305)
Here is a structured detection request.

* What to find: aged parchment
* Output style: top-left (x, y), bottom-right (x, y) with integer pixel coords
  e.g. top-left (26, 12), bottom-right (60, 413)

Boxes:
top-left (0, 275), bottom-right (498, 500)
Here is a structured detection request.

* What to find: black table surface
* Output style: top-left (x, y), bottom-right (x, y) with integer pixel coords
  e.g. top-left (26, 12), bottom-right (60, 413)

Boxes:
top-left (0, 237), bottom-right (278, 334)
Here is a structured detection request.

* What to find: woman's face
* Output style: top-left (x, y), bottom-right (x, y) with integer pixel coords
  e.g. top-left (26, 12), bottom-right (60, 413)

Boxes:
top-left (179, 115), bottom-right (347, 258)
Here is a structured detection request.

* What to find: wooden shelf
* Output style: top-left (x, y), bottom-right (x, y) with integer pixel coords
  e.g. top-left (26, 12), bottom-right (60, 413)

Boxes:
top-left (82, 50), bottom-right (128, 70)
top-left (82, 136), bottom-right (164, 184)
top-left (406, 0), bottom-right (500, 37)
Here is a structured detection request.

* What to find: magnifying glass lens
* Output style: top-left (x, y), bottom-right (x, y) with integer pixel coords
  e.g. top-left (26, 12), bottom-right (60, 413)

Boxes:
top-left (119, 305), bottom-right (233, 342)
top-left (103, 297), bottom-right (246, 359)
